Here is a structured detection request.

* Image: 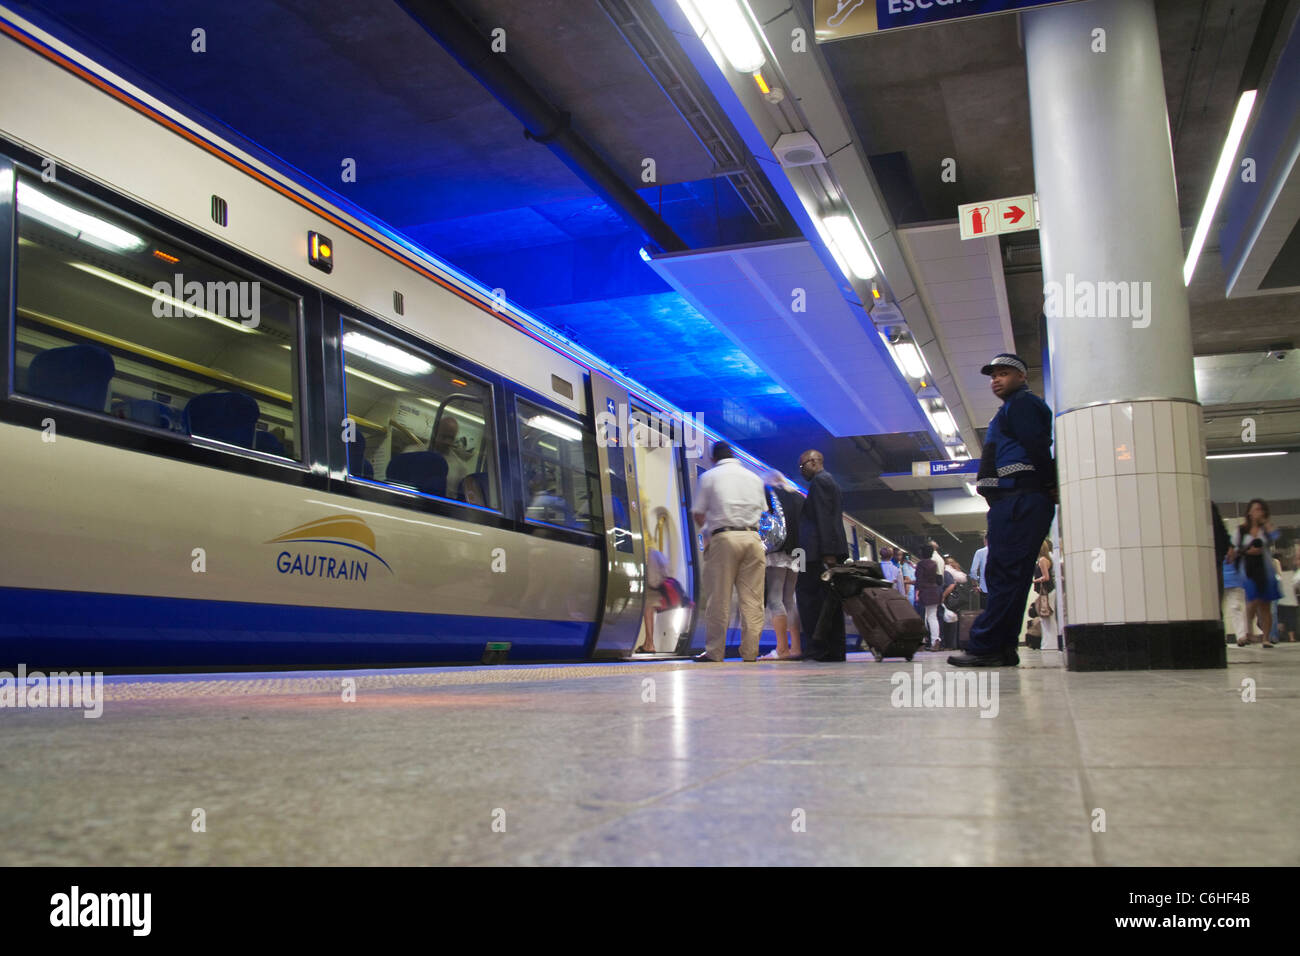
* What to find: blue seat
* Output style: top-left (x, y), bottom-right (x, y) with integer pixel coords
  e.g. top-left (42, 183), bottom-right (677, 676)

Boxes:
top-left (349, 429), bottom-right (374, 479)
top-left (122, 399), bottom-right (175, 430)
top-left (183, 391), bottom-right (260, 448)
top-left (26, 344), bottom-right (115, 413)
top-left (254, 430), bottom-right (286, 456)
top-left (386, 451), bottom-right (448, 497)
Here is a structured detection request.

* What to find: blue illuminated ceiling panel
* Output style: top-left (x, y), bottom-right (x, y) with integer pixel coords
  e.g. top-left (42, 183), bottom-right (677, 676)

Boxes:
top-left (648, 240), bottom-right (930, 437)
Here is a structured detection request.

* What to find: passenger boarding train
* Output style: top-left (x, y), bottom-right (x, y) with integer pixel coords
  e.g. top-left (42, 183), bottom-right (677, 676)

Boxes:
top-left (0, 7), bottom-right (890, 669)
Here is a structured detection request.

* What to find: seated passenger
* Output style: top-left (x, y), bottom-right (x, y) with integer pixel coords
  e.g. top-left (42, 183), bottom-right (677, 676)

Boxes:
top-left (431, 415), bottom-right (474, 498)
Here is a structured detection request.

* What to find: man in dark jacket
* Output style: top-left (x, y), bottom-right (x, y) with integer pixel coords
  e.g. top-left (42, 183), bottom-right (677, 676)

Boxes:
top-left (795, 449), bottom-right (850, 661)
top-left (949, 353), bottom-right (1056, 667)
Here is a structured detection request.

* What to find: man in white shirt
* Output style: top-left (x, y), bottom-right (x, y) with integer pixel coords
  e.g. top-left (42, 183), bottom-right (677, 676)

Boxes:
top-left (969, 534), bottom-right (989, 610)
top-left (691, 441), bottom-right (767, 662)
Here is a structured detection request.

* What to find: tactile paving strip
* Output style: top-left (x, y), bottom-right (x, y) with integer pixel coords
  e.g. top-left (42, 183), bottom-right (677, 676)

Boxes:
top-left (100, 661), bottom-right (703, 701)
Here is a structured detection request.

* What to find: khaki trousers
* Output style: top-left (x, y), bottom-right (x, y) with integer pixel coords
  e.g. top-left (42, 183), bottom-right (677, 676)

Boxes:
top-left (702, 530), bottom-right (766, 660)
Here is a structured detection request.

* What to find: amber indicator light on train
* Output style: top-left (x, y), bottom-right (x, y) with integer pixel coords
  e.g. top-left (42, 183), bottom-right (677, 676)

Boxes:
top-left (308, 231), bottom-right (334, 274)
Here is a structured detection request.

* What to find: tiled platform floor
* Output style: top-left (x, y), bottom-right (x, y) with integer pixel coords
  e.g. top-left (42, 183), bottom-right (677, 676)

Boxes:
top-left (1, 644), bottom-right (1296, 866)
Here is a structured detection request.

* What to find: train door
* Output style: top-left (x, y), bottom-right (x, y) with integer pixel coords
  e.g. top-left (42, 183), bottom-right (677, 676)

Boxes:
top-left (629, 406), bottom-right (696, 656)
top-left (681, 453), bottom-right (712, 655)
top-left (586, 372), bottom-right (645, 657)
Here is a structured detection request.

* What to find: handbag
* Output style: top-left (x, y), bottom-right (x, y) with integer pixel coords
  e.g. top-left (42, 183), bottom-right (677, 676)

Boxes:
top-left (1036, 592), bottom-right (1053, 619)
top-left (943, 606), bottom-right (958, 624)
top-left (758, 486), bottom-right (786, 554)
top-left (943, 578), bottom-right (973, 613)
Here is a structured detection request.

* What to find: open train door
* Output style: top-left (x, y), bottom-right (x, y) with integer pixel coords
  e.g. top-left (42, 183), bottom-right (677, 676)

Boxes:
top-left (586, 371), bottom-right (645, 658)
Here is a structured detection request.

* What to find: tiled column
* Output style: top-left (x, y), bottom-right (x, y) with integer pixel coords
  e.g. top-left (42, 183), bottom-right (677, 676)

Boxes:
top-left (1025, 0), bottom-right (1226, 670)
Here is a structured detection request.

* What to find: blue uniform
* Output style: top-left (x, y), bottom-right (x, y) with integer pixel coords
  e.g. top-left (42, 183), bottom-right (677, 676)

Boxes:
top-left (967, 385), bottom-right (1056, 657)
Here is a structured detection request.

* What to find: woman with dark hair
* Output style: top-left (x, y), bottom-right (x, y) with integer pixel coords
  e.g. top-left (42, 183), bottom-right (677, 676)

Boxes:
top-left (1228, 498), bottom-right (1282, 647)
top-left (915, 544), bottom-right (944, 651)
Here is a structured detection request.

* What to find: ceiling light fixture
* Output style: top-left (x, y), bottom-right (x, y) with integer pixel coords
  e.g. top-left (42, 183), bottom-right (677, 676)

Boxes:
top-left (677, 0), bottom-right (766, 74)
top-left (821, 214), bottom-right (878, 280)
top-left (342, 331), bottom-right (433, 376)
top-left (19, 182), bottom-right (146, 252)
top-left (1206, 450), bottom-right (1287, 460)
top-left (891, 340), bottom-right (928, 380)
top-left (525, 414), bottom-right (582, 442)
top-left (1184, 89), bottom-right (1256, 285)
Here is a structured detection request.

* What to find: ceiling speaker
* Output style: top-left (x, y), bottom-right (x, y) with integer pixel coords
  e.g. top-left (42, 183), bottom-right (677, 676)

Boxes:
top-left (773, 131), bottom-right (826, 168)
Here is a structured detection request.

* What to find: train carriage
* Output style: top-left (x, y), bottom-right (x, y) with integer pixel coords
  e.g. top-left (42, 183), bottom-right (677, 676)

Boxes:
top-left (0, 5), bottom-right (893, 669)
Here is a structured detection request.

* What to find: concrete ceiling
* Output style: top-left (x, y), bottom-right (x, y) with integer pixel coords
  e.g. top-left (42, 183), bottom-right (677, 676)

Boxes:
top-left (821, 0), bottom-right (1300, 373)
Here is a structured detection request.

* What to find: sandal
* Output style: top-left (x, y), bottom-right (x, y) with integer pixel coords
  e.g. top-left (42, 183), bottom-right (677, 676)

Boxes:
top-left (759, 650), bottom-right (781, 660)
top-left (1236, 640), bottom-right (1250, 647)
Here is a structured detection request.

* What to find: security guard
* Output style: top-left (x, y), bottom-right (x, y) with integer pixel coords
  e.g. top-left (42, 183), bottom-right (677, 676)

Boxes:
top-left (949, 353), bottom-right (1057, 667)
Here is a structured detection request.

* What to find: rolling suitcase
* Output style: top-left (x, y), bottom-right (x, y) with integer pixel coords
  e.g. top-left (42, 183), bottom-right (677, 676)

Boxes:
top-left (822, 565), bottom-right (926, 662)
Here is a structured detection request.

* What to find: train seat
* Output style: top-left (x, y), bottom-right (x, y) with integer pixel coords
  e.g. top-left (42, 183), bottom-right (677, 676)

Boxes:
top-left (183, 391), bottom-right (260, 448)
top-left (26, 344), bottom-right (115, 413)
top-left (349, 429), bottom-right (374, 479)
top-left (122, 398), bottom-right (175, 430)
top-left (386, 451), bottom-right (448, 497)
top-left (254, 429), bottom-right (286, 456)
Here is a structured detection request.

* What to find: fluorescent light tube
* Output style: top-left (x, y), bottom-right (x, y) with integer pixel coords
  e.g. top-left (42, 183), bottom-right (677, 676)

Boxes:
top-left (1184, 90), bottom-right (1256, 285)
top-left (343, 331), bottom-right (433, 376)
top-left (932, 410), bottom-right (957, 437)
top-left (892, 341), bottom-right (927, 379)
top-left (679, 0), bottom-right (765, 73)
top-left (821, 214), bottom-right (878, 280)
top-left (18, 182), bottom-right (146, 252)
top-left (526, 414), bottom-right (582, 442)
top-left (68, 262), bottom-right (255, 334)
top-left (1206, 450), bottom-right (1286, 460)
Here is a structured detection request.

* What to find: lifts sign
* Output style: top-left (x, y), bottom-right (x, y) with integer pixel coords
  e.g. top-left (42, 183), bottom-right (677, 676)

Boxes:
top-left (816, 0), bottom-right (1081, 41)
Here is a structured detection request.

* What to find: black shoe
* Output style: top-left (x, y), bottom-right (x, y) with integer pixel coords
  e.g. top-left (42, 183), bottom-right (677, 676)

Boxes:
top-left (948, 651), bottom-right (1016, 667)
top-left (692, 652), bottom-right (721, 662)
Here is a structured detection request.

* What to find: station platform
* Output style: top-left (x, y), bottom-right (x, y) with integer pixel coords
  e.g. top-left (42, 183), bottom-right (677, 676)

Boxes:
top-left (1, 644), bottom-right (1296, 867)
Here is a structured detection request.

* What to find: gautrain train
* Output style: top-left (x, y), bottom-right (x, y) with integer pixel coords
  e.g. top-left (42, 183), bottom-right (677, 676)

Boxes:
top-left (0, 6), bottom-right (892, 669)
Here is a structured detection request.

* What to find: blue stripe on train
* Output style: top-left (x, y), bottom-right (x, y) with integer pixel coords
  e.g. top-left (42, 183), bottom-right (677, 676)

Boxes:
top-left (0, 587), bottom-right (596, 668)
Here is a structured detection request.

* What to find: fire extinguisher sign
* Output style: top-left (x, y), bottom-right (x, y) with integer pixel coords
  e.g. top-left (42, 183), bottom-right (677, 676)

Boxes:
top-left (958, 194), bottom-right (1039, 240)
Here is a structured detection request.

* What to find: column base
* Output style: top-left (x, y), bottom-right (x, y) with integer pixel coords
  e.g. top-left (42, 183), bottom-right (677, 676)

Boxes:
top-left (1065, 621), bottom-right (1226, 671)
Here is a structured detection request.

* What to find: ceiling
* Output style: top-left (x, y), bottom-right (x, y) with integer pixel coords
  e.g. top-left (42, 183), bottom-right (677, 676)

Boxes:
top-left (10, 0), bottom-right (1299, 547)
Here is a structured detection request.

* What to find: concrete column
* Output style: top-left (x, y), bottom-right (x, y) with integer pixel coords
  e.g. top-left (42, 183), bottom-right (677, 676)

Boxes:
top-left (1024, 0), bottom-right (1225, 670)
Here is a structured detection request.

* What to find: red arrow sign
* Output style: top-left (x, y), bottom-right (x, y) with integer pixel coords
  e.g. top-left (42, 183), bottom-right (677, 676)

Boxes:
top-left (1003, 204), bottom-right (1025, 225)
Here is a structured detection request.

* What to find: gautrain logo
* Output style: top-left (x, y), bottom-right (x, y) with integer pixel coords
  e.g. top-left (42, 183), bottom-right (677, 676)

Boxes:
top-left (266, 515), bottom-right (392, 582)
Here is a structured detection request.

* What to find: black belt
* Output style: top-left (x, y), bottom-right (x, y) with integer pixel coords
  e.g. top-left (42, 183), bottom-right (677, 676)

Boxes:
top-left (711, 526), bottom-right (757, 535)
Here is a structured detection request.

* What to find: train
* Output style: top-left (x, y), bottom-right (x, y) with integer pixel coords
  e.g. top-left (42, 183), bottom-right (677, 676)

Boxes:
top-left (0, 5), bottom-right (894, 669)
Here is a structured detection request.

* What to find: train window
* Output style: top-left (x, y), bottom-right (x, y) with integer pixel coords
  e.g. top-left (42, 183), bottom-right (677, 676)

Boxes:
top-left (12, 176), bottom-right (301, 459)
top-left (516, 397), bottom-right (602, 533)
top-left (340, 317), bottom-right (500, 510)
